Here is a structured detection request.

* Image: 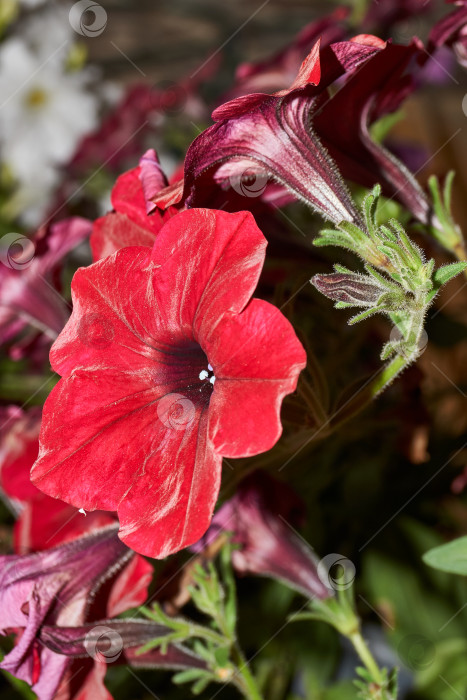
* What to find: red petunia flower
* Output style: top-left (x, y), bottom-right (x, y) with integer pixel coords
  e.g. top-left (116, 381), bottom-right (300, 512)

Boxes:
top-left (0, 405), bottom-right (113, 553)
top-left (90, 149), bottom-right (179, 262)
top-left (31, 208), bottom-right (306, 559)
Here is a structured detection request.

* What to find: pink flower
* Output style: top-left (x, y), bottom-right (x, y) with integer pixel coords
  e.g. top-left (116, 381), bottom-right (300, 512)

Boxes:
top-left (31, 208), bottom-right (306, 559)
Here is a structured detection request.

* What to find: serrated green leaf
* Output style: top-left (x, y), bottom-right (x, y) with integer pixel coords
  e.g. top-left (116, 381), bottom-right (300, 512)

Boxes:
top-left (423, 536), bottom-right (467, 575)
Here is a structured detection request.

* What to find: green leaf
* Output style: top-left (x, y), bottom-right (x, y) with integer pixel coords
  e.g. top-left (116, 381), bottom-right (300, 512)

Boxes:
top-left (213, 645), bottom-right (230, 667)
top-left (423, 537), bottom-right (467, 575)
top-left (433, 262), bottom-right (467, 288)
top-left (348, 307), bottom-right (381, 325)
top-left (172, 669), bottom-right (211, 685)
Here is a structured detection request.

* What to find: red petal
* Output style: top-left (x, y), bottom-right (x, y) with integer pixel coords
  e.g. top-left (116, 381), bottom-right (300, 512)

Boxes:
top-left (274, 39), bottom-right (321, 95)
top-left (149, 209), bottom-right (267, 343)
top-left (205, 300), bottom-right (306, 456)
top-left (32, 209), bottom-right (294, 558)
top-left (33, 368), bottom-right (222, 557)
top-left (107, 554), bottom-right (153, 616)
top-left (90, 212), bottom-right (158, 261)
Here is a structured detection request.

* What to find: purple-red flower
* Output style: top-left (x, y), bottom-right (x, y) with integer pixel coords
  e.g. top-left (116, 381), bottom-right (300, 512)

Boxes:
top-left (0, 526), bottom-right (147, 699)
top-left (156, 39), bottom-right (387, 225)
top-left (193, 471), bottom-right (331, 600)
top-left (31, 208), bottom-right (306, 559)
top-left (153, 35), bottom-right (440, 230)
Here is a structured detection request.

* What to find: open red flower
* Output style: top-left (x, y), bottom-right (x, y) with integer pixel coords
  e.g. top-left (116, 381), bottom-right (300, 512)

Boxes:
top-left (90, 149), bottom-right (179, 262)
top-left (31, 208), bottom-right (306, 559)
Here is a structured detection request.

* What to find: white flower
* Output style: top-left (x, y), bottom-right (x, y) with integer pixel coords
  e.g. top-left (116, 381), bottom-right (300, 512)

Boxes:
top-left (20, 0), bottom-right (47, 7)
top-left (0, 11), bottom-right (99, 224)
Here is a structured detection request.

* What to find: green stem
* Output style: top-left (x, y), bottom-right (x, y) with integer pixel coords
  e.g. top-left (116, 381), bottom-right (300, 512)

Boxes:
top-left (232, 645), bottom-right (263, 700)
top-left (186, 623), bottom-right (226, 647)
top-left (349, 631), bottom-right (384, 686)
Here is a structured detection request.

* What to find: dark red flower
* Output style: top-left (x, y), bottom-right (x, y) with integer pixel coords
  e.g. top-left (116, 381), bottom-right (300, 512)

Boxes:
top-left (192, 471), bottom-right (331, 600)
top-left (31, 208), bottom-right (306, 559)
top-left (153, 36), bottom-right (439, 229)
top-left (154, 39), bottom-right (387, 225)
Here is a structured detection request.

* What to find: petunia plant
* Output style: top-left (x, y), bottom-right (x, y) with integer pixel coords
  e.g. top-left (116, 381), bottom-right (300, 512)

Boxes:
top-left (1, 1), bottom-right (467, 699)
top-left (311, 184), bottom-right (467, 395)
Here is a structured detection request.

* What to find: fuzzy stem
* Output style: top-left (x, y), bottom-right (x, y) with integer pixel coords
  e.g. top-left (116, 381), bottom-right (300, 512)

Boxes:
top-left (349, 631), bottom-right (384, 686)
top-left (232, 645), bottom-right (263, 700)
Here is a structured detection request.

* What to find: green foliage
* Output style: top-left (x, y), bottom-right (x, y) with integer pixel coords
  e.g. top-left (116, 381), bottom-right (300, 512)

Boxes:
top-left (425, 172), bottom-right (467, 263)
top-left (312, 186), bottom-right (467, 376)
top-left (423, 536), bottom-right (467, 576)
top-left (139, 543), bottom-right (262, 700)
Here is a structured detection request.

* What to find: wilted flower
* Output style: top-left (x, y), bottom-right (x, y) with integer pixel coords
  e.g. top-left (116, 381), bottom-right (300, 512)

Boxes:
top-left (193, 471), bottom-right (331, 601)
